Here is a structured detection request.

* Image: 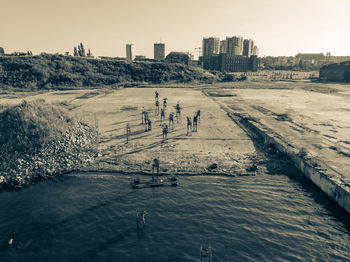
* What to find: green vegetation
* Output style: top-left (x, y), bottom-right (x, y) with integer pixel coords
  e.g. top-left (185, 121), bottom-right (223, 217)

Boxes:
top-left (0, 100), bottom-right (98, 189)
top-left (0, 54), bottom-right (217, 90)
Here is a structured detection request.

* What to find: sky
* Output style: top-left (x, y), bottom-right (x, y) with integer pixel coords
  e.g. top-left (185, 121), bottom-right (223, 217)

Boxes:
top-left (1, 0), bottom-right (350, 58)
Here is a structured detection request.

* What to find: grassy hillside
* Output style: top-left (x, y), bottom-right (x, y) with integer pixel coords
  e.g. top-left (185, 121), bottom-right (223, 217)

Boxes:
top-left (0, 54), bottom-right (217, 89)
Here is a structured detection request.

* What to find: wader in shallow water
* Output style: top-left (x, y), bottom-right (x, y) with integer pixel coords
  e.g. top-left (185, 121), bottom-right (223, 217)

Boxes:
top-left (155, 91), bottom-right (159, 101)
top-left (136, 209), bottom-right (146, 229)
top-left (152, 158), bottom-right (160, 182)
top-left (186, 116), bottom-right (192, 136)
top-left (163, 98), bottom-right (167, 109)
top-left (126, 123), bottom-right (131, 143)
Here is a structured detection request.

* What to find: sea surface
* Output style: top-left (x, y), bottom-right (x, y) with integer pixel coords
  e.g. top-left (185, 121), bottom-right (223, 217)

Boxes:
top-left (0, 171), bottom-right (349, 262)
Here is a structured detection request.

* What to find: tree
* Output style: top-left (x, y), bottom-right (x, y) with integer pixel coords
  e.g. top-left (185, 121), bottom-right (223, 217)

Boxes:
top-left (73, 47), bottom-right (78, 56)
top-left (87, 48), bottom-right (92, 57)
top-left (78, 43), bottom-right (85, 57)
top-left (0, 47), bottom-right (4, 55)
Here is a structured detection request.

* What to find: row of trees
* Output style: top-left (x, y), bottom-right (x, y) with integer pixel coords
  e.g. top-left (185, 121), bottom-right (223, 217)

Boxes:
top-left (73, 43), bottom-right (92, 57)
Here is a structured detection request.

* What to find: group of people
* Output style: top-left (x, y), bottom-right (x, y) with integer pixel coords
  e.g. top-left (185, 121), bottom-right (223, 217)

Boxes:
top-left (156, 91), bottom-right (178, 141)
top-left (126, 90), bottom-right (201, 143)
top-left (186, 110), bottom-right (201, 135)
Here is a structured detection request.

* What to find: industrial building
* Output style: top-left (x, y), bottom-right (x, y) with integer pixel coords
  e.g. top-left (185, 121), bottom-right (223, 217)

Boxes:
top-left (204, 54), bottom-right (257, 72)
top-left (319, 61), bottom-right (350, 82)
top-left (154, 43), bottom-right (165, 60)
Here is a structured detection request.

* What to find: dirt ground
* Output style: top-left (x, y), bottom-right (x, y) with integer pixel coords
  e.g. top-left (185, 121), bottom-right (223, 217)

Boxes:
top-left (0, 87), bottom-right (261, 176)
top-left (207, 80), bottom-right (350, 189)
top-left (1, 79), bottom-right (349, 185)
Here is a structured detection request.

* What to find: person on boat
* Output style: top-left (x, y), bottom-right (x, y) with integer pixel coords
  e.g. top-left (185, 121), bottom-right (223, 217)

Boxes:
top-left (152, 158), bottom-right (160, 182)
top-left (186, 116), bottom-right (192, 136)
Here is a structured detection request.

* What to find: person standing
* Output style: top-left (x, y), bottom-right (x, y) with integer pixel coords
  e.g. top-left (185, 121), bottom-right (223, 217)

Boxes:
top-left (186, 116), bottom-right (192, 136)
top-left (126, 123), bottom-right (131, 143)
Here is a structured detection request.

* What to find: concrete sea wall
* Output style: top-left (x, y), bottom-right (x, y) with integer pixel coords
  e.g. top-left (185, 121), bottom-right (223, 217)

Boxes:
top-left (228, 112), bottom-right (350, 214)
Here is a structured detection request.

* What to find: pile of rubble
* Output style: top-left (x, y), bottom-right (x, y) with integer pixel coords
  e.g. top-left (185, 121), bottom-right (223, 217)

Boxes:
top-left (0, 122), bottom-right (98, 189)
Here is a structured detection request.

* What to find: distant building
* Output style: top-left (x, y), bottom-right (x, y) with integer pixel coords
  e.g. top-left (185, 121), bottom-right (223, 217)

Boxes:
top-left (226, 36), bottom-right (243, 56)
top-left (165, 52), bottom-right (191, 65)
top-left (220, 40), bottom-right (228, 54)
top-left (154, 43), bottom-right (165, 60)
top-left (252, 46), bottom-right (259, 56)
top-left (126, 44), bottom-right (135, 61)
top-left (243, 39), bottom-right (254, 57)
top-left (204, 54), bottom-right (257, 72)
top-left (320, 61), bottom-right (350, 82)
top-left (202, 37), bottom-right (220, 58)
top-left (135, 55), bottom-right (147, 61)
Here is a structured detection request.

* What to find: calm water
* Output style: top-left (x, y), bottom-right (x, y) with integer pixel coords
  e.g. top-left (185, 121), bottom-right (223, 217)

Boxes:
top-left (0, 171), bottom-right (349, 262)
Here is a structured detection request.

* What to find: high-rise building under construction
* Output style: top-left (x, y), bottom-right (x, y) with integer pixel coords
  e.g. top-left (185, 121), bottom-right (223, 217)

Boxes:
top-left (202, 37), bottom-right (220, 58)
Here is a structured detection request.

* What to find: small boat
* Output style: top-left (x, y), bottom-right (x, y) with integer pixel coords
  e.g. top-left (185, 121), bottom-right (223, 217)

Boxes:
top-left (169, 175), bottom-right (177, 181)
top-left (134, 177), bottom-right (141, 184)
top-left (171, 181), bottom-right (178, 187)
top-left (150, 178), bottom-right (163, 187)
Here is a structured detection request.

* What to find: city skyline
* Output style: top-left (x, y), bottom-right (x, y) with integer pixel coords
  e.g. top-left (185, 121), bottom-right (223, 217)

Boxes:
top-left (1, 0), bottom-right (349, 58)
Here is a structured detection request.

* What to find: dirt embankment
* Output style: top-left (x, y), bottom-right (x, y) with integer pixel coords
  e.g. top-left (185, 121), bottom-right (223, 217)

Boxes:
top-left (0, 100), bottom-right (98, 189)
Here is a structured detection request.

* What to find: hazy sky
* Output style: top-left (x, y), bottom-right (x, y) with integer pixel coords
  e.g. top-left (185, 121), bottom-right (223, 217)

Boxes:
top-left (1, 0), bottom-right (349, 58)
